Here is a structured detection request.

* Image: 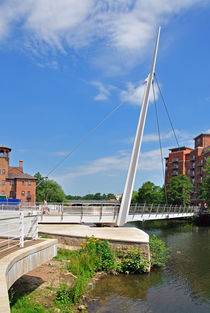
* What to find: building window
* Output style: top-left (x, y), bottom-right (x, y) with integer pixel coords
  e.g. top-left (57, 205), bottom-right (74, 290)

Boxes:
top-left (1, 180), bottom-right (5, 185)
top-left (1, 191), bottom-right (5, 195)
top-left (10, 180), bottom-right (14, 186)
top-left (27, 191), bottom-right (31, 198)
top-left (22, 180), bottom-right (25, 186)
top-left (0, 152), bottom-right (3, 157)
top-left (10, 191), bottom-right (13, 197)
top-left (28, 180), bottom-right (31, 186)
top-left (2, 169), bottom-right (5, 175)
top-left (21, 191), bottom-right (25, 196)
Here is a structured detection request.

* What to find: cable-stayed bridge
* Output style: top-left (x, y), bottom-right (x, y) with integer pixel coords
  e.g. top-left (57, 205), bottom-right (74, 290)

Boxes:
top-left (19, 202), bottom-right (199, 225)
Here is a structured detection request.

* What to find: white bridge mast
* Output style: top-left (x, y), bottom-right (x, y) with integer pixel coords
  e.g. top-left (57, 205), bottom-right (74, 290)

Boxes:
top-left (117, 27), bottom-right (161, 226)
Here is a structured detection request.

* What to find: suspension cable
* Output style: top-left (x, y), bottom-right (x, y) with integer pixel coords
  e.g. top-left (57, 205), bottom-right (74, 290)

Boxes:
top-left (152, 80), bottom-right (168, 203)
top-left (36, 81), bottom-right (146, 188)
top-left (154, 73), bottom-right (180, 148)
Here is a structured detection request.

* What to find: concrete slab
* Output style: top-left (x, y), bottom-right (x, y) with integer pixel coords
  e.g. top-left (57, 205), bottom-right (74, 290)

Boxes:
top-left (38, 224), bottom-right (149, 244)
top-left (0, 238), bottom-right (57, 313)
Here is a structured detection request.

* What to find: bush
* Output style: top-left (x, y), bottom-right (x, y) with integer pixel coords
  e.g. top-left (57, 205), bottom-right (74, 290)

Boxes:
top-left (117, 247), bottom-right (149, 274)
top-left (149, 234), bottom-right (170, 267)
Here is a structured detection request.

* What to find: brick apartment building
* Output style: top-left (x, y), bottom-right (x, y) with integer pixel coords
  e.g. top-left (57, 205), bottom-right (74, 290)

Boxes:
top-left (0, 145), bottom-right (36, 204)
top-left (165, 133), bottom-right (210, 203)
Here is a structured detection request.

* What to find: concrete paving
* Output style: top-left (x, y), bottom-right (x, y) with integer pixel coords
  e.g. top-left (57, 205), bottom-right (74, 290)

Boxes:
top-left (38, 224), bottom-right (149, 244)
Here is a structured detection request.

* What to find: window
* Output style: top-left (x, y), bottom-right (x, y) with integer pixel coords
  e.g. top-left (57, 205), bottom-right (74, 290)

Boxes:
top-left (2, 169), bottom-right (5, 174)
top-left (1, 180), bottom-right (5, 185)
top-left (27, 191), bottom-right (31, 198)
top-left (1, 191), bottom-right (5, 195)
top-left (21, 191), bottom-right (25, 196)
top-left (22, 180), bottom-right (25, 186)
top-left (0, 152), bottom-right (3, 157)
top-left (28, 180), bottom-right (31, 186)
top-left (10, 191), bottom-right (13, 197)
top-left (10, 180), bottom-right (14, 186)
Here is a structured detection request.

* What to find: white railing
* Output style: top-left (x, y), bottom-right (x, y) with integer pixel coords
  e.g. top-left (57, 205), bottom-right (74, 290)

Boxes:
top-left (0, 211), bottom-right (38, 254)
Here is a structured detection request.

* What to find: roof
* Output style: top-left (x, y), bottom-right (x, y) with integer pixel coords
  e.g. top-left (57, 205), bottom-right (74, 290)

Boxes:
top-left (0, 145), bottom-right (11, 151)
top-left (7, 173), bottom-right (37, 180)
top-left (194, 133), bottom-right (210, 140)
top-left (9, 167), bottom-right (23, 172)
top-left (169, 146), bottom-right (192, 152)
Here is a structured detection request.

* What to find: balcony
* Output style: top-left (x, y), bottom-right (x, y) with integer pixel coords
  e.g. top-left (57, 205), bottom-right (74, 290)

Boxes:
top-left (190, 155), bottom-right (196, 161)
top-left (172, 157), bottom-right (179, 163)
top-left (172, 170), bottom-right (178, 176)
top-left (190, 163), bottom-right (195, 169)
top-left (172, 164), bottom-right (179, 169)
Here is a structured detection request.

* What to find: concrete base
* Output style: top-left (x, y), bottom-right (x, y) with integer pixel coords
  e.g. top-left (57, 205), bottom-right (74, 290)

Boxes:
top-left (0, 238), bottom-right (57, 313)
top-left (39, 224), bottom-right (150, 264)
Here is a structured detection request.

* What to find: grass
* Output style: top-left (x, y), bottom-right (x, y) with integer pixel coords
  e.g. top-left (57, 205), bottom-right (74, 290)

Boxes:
top-left (10, 235), bottom-right (170, 312)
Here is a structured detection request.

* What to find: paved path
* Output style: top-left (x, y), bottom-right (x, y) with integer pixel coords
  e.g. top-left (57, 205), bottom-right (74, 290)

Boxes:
top-left (38, 224), bottom-right (149, 244)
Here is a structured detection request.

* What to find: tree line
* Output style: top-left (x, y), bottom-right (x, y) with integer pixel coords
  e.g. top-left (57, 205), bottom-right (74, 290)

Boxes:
top-left (34, 157), bottom-right (210, 205)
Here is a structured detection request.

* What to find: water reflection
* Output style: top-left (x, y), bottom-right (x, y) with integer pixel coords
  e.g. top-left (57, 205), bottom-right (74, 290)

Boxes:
top-left (87, 222), bottom-right (210, 313)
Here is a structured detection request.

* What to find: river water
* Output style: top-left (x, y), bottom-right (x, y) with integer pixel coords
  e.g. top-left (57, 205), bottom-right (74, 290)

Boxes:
top-left (87, 221), bottom-right (210, 313)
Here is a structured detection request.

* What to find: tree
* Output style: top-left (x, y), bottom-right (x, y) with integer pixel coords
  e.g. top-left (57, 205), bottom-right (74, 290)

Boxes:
top-left (131, 191), bottom-right (139, 203)
top-left (34, 172), bottom-right (66, 203)
top-left (137, 181), bottom-right (164, 204)
top-left (198, 157), bottom-right (210, 205)
top-left (166, 174), bottom-right (193, 205)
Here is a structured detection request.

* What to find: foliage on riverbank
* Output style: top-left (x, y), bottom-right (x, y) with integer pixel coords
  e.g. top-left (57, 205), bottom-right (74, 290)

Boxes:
top-left (10, 235), bottom-right (170, 313)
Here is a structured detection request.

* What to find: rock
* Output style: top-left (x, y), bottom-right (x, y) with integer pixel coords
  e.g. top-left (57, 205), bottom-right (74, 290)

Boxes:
top-left (47, 262), bottom-right (54, 266)
top-left (54, 308), bottom-right (61, 313)
top-left (78, 304), bottom-right (86, 311)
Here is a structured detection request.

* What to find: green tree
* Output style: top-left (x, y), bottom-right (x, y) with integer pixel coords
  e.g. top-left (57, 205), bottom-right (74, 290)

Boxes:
top-left (131, 190), bottom-right (139, 203)
top-left (137, 181), bottom-right (164, 204)
top-left (166, 174), bottom-right (193, 205)
top-left (198, 157), bottom-right (210, 205)
top-left (34, 172), bottom-right (66, 203)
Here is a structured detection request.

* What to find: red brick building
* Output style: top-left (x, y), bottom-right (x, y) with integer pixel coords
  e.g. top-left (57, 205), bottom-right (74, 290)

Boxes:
top-left (0, 146), bottom-right (36, 204)
top-left (165, 133), bottom-right (210, 203)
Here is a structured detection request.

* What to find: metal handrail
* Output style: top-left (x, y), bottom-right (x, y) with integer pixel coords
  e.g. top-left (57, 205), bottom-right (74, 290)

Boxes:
top-left (0, 211), bottom-right (38, 254)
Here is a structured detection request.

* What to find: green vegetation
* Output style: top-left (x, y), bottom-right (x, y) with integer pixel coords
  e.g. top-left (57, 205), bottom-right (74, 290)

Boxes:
top-left (116, 247), bottom-right (149, 274)
top-left (35, 172), bottom-right (66, 203)
top-left (66, 192), bottom-right (116, 201)
top-left (198, 157), bottom-right (210, 206)
top-left (166, 174), bottom-right (193, 205)
top-left (136, 181), bottom-right (164, 204)
top-left (10, 236), bottom-right (170, 312)
top-left (150, 234), bottom-right (171, 267)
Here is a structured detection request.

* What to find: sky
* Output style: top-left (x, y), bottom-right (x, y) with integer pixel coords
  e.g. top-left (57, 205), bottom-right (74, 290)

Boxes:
top-left (0, 0), bottom-right (210, 196)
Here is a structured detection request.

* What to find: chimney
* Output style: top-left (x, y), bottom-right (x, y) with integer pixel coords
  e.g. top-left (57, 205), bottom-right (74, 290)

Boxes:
top-left (19, 160), bottom-right (23, 169)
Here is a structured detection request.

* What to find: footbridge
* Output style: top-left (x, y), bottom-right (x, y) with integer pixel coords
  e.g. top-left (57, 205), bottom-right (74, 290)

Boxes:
top-left (20, 202), bottom-right (198, 225)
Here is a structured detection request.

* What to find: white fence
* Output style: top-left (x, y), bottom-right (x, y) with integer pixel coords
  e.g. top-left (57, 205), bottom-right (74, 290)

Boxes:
top-left (0, 211), bottom-right (38, 254)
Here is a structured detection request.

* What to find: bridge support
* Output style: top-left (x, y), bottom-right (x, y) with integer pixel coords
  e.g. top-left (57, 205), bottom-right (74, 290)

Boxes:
top-left (117, 27), bottom-right (161, 226)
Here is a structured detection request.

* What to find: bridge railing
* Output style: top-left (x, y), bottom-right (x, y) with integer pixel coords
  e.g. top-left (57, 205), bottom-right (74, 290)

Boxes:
top-left (0, 210), bottom-right (38, 254)
top-left (129, 203), bottom-right (198, 215)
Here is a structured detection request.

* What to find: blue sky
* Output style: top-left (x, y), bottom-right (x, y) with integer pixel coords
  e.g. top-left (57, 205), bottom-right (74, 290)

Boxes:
top-left (0, 0), bottom-right (210, 195)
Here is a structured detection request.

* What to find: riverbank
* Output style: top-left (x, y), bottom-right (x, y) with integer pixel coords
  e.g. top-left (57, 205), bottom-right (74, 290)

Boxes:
top-left (87, 222), bottom-right (210, 313)
top-left (9, 235), bottom-right (169, 312)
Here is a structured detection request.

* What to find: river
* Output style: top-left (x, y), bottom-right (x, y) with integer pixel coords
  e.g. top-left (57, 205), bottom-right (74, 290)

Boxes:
top-left (87, 221), bottom-right (210, 313)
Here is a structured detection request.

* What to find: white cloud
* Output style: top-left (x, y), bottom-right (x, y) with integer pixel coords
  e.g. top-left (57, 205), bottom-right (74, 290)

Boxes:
top-left (123, 129), bottom-right (184, 144)
top-left (52, 146), bottom-right (170, 185)
top-left (120, 80), bottom-right (159, 106)
top-left (90, 81), bottom-right (111, 101)
top-left (37, 60), bottom-right (59, 69)
top-left (0, 0), bottom-right (207, 68)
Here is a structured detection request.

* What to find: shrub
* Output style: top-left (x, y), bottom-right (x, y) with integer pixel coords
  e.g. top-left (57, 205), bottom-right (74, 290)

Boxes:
top-left (117, 247), bottom-right (149, 274)
top-left (149, 234), bottom-right (170, 267)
